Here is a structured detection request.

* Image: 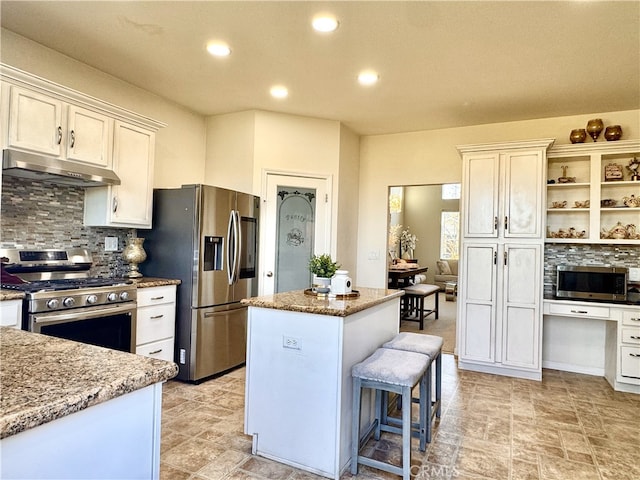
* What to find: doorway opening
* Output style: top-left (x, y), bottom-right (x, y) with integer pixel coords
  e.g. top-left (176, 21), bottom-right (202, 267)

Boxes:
top-left (387, 183), bottom-right (460, 354)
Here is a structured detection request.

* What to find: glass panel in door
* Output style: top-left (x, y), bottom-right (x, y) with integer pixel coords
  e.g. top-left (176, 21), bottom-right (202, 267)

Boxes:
top-left (275, 187), bottom-right (316, 293)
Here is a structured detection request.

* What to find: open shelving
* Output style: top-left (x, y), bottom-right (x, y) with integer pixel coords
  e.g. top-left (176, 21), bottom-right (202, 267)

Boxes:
top-left (546, 139), bottom-right (640, 244)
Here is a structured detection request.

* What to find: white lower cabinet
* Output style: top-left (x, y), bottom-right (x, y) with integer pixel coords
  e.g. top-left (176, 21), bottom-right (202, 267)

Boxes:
top-left (458, 242), bottom-right (542, 379)
top-left (619, 309), bottom-right (640, 384)
top-left (135, 285), bottom-right (176, 363)
top-left (0, 299), bottom-right (22, 328)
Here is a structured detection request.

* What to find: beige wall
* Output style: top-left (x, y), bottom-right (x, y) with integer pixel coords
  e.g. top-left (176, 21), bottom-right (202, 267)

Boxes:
top-left (204, 111), bottom-right (255, 194)
top-left (357, 110), bottom-right (640, 288)
top-left (336, 124), bottom-right (360, 277)
top-left (402, 185), bottom-right (459, 284)
top-left (1, 28), bottom-right (207, 188)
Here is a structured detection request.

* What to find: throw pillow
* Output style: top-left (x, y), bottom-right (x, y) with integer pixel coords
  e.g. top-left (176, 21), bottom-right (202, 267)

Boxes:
top-left (437, 260), bottom-right (452, 275)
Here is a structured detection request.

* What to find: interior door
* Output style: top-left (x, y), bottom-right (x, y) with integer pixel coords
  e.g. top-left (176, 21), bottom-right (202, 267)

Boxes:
top-left (262, 173), bottom-right (331, 295)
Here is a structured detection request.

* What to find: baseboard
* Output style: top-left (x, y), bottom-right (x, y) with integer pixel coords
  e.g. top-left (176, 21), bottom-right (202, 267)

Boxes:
top-left (542, 360), bottom-right (604, 377)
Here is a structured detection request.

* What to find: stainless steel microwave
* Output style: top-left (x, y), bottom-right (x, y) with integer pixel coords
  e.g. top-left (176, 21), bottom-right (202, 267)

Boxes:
top-left (556, 265), bottom-right (628, 302)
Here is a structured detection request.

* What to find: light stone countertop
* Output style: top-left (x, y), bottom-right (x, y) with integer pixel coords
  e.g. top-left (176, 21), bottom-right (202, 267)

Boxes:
top-left (0, 290), bottom-right (24, 301)
top-left (128, 277), bottom-right (181, 288)
top-left (0, 327), bottom-right (178, 439)
top-left (0, 277), bottom-right (180, 301)
top-left (241, 287), bottom-right (404, 317)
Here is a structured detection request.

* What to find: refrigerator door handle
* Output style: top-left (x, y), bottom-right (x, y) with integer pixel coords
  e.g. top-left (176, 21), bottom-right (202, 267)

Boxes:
top-left (227, 210), bottom-right (236, 285)
top-left (234, 210), bottom-right (242, 284)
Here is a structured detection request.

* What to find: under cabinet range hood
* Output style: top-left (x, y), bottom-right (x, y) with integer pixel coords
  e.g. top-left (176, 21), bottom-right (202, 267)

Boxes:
top-left (2, 149), bottom-right (120, 187)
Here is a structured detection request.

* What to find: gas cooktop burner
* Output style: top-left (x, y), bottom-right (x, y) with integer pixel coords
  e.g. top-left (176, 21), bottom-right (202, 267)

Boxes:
top-left (1, 277), bottom-right (132, 293)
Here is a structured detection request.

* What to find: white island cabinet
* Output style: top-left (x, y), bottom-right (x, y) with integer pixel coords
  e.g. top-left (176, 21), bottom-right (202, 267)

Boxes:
top-left (242, 288), bottom-right (403, 480)
top-left (0, 327), bottom-right (178, 479)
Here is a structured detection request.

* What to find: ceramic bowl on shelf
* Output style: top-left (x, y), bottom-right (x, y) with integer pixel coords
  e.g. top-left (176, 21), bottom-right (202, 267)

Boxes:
top-left (600, 199), bottom-right (617, 208)
top-left (604, 125), bottom-right (622, 141)
top-left (569, 129), bottom-right (587, 144)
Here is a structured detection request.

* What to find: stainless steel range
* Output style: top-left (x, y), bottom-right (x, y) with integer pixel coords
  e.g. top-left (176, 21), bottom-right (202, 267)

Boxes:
top-left (1, 248), bottom-right (137, 352)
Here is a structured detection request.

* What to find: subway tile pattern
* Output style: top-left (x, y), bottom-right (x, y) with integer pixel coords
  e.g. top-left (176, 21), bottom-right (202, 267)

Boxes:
top-left (160, 357), bottom-right (640, 480)
top-left (1, 176), bottom-right (133, 277)
top-left (544, 243), bottom-right (640, 296)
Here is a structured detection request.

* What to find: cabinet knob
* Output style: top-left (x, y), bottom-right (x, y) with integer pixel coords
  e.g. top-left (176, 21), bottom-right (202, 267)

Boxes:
top-left (70, 129), bottom-right (75, 148)
top-left (266, 271), bottom-right (273, 277)
top-left (57, 126), bottom-right (62, 145)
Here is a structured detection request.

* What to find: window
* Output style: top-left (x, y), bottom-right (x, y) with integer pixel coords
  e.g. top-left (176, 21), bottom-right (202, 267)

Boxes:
top-left (440, 211), bottom-right (459, 259)
top-left (441, 183), bottom-right (461, 200)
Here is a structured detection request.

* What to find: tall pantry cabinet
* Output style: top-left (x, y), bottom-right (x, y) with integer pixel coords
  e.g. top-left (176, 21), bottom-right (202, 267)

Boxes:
top-left (456, 139), bottom-right (554, 380)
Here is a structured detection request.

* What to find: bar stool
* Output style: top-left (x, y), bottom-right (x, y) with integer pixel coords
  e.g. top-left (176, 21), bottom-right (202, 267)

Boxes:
top-left (401, 284), bottom-right (440, 329)
top-left (351, 348), bottom-right (429, 480)
top-left (382, 332), bottom-right (443, 448)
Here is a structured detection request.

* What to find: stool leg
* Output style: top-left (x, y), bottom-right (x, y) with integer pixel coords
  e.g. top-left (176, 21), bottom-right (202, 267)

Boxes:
top-left (434, 291), bottom-right (439, 320)
top-left (351, 377), bottom-right (362, 475)
top-left (375, 389), bottom-right (383, 440)
top-left (425, 363), bottom-right (433, 444)
top-left (419, 368), bottom-right (428, 451)
top-left (436, 353), bottom-right (442, 418)
top-left (418, 296), bottom-right (425, 330)
top-left (401, 385), bottom-right (412, 480)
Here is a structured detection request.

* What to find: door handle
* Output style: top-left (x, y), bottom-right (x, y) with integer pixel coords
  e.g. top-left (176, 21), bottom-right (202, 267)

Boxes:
top-left (266, 271), bottom-right (273, 277)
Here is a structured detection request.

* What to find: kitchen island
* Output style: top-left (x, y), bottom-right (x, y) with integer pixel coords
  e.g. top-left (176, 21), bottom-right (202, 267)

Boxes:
top-left (0, 327), bottom-right (178, 479)
top-left (242, 287), bottom-right (403, 480)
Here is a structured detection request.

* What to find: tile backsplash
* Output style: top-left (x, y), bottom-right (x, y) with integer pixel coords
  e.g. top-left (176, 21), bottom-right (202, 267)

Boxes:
top-left (1, 176), bottom-right (135, 277)
top-left (3, 175), bottom-right (640, 284)
top-left (544, 242), bottom-right (640, 295)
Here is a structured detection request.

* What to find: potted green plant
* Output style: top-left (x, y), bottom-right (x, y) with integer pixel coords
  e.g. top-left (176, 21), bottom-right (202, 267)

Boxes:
top-left (309, 254), bottom-right (340, 292)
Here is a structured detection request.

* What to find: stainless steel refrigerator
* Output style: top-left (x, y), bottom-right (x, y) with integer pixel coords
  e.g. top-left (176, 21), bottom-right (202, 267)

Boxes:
top-left (144, 184), bottom-right (259, 382)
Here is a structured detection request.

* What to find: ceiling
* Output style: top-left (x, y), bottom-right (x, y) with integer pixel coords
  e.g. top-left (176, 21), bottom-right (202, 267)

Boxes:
top-left (1, 1), bottom-right (639, 136)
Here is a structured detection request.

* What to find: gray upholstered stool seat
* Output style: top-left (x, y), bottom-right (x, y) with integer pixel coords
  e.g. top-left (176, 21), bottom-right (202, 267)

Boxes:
top-left (382, 332), bottom-right (443, 448)
top-left (351, 348), bottom-right (429, 480)
top-left (401, 284), bottom-right (440, 329)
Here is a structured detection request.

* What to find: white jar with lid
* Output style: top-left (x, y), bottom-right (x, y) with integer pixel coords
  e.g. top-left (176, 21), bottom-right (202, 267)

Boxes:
top-left (331, 270), bottom-right (352, 295)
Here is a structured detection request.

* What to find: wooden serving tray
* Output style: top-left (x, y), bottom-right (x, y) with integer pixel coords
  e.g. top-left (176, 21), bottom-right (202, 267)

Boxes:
top-left (304, 289), bottom-right (360, 299)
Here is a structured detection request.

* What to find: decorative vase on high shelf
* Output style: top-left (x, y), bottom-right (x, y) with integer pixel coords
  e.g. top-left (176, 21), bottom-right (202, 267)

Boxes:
top-left (122, 237), bottom-right (147, 278)
top-left (586, 118), bottom-right (604, 142)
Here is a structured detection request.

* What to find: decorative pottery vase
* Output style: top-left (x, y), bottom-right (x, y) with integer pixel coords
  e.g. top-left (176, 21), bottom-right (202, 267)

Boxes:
top-left (586, 118), bottom-right (604, 142)
top-left (604, 125), bottom-right (622, 141)
top-left (122, 237), bottom-right (147, 278)
top-left (569, 129), bottom-right (587, 144)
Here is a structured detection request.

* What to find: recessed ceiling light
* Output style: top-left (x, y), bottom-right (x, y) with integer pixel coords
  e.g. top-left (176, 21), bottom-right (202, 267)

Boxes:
top-left (206, 42), bottom-right (231, 57)
top-left (312, 14), bottom-right (339, 33)
top-left (358, 71), bottom-right (379, 86)
top-left (270, 85), bottom-right (289, 99)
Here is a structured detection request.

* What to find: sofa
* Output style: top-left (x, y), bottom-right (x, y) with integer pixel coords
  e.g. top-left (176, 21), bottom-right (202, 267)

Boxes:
top-left (433, 259), bottom-right (458, 289)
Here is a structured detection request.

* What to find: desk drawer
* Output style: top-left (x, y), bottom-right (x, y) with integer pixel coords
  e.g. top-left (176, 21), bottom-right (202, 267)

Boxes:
top-left (620, 346), bottom-right (640, 379)
top-left (548, 303), bottom-right (610, 319)
top-left (621, 328), bottom-right (640, 345)
top-left (622, 310), bottom-right (640, 326)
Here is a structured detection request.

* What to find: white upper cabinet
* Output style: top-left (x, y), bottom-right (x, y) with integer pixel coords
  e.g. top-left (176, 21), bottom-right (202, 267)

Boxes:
top-left (1, 63), bottom-right (165, 229)
top-left (7, 85), bottom-right (64, 156)
top-left (84, 121), bottom-right (155, 228)
top-left (65, 105), bottom-right (111, 167)
top-left (460, 139), bottom-right (553, 240)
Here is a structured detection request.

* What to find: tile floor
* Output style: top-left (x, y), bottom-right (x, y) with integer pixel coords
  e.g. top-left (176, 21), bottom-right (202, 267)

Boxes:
top-left (160, 355), bottom-right (640, 480)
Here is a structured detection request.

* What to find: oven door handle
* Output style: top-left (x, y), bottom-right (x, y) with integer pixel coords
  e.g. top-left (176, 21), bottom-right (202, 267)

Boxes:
top-left (32, 303), bottom-right (135, 326)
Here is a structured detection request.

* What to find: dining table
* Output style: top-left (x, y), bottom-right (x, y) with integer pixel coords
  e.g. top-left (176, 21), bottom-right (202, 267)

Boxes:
top-left (387, 265), bottom-right (429, 288)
